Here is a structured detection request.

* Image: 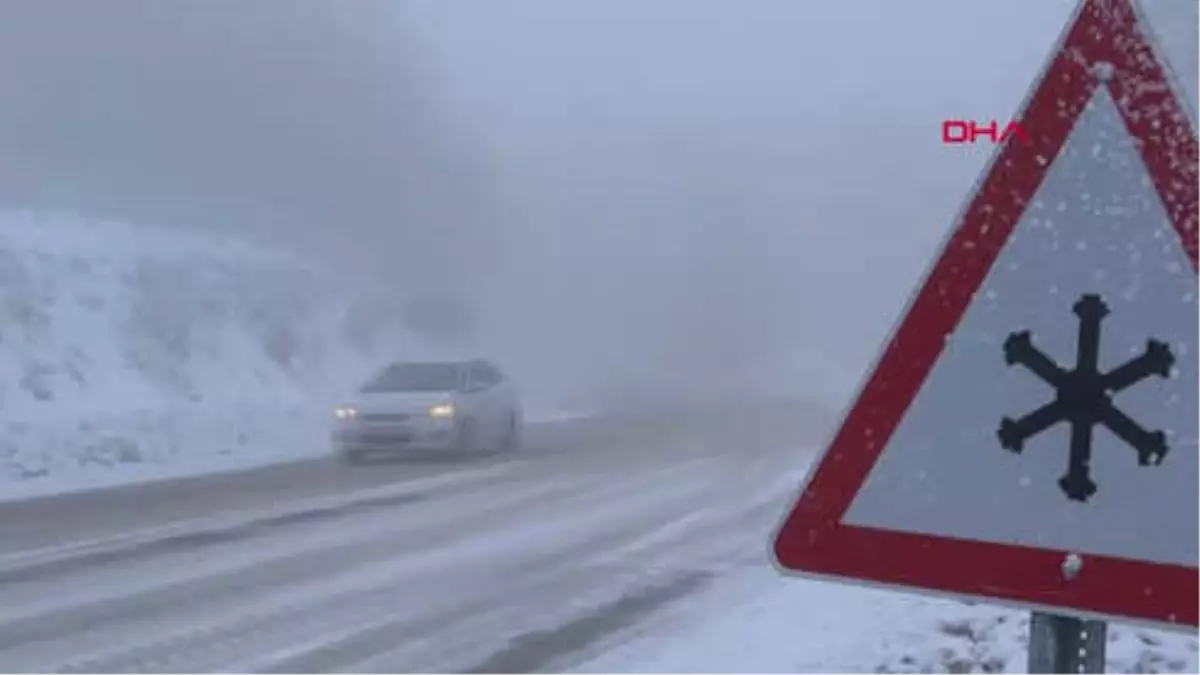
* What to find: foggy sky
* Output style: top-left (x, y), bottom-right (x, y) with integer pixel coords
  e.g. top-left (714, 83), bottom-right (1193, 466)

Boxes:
top-left (400, 0), bottom-right (1080, 400)
top-left (0, 0), bottom-right (1192, 405)
top-left (0, 1), bottom-right (501, 308)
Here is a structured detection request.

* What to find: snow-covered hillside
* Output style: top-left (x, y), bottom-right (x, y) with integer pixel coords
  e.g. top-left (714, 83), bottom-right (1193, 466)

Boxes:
top-left (0, 212), bottom-right (418, 496)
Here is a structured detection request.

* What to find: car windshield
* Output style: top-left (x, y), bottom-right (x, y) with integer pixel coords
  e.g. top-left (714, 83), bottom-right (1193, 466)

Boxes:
top-left (361, 363), bottom-right (460, 393)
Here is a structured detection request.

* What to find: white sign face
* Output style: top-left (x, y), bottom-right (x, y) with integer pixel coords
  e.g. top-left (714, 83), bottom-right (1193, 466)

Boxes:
top-left (842, 86), bottom-right (1199, 567)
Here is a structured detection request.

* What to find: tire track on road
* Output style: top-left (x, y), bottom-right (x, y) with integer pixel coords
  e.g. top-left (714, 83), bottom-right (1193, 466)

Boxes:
top-left (4, 456), bottom-right (722, 674)
top-left (240, 446), bottom-right (811, 672)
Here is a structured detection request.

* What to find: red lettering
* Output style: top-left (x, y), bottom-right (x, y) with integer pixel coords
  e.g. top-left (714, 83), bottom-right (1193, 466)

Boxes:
top-left (942, 119), bottom-right (1029, 145)
top-left (1000, 121), bottom-right (1030, 145)
top-left (969, 120), bottom-right (999, 143)
top-left (942, 120), bottom-right (970, 144)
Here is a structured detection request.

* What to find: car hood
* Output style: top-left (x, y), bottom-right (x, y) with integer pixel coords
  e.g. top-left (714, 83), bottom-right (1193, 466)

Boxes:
top-left (345, 391), bottom-right (454, 415)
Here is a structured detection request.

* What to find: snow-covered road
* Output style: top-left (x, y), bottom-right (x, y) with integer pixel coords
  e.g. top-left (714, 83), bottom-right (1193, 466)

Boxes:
top-left (0, 403), bottom-right (827, 673)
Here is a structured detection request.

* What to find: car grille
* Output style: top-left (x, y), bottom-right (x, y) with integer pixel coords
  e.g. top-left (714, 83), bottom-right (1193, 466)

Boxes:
top-left (360, 432), bottom-right (410, 443)
top-left (361, 412), bottom-right (413, 422)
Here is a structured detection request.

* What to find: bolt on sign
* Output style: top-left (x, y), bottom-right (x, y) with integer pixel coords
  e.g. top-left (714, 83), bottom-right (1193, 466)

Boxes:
top-left (772, 0), bottom-right (1197, 668)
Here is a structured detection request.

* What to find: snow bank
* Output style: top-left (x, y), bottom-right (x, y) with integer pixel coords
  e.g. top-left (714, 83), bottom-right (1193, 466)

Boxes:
top-left (0, 212), bottom-right (418, 496)
top-left (575, 566), bottom-right (1198, 674)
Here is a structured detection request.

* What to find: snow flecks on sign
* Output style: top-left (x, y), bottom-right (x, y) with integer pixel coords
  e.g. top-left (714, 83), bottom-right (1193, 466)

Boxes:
top-left (843, 80), bottom-right (1198, 564)
top-left (775, 0), bottom-right (1197, 630)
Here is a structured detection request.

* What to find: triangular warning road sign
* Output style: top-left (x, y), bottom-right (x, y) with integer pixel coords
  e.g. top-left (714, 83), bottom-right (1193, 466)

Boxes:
top-left (772, 0), bottom-right (1198, 629)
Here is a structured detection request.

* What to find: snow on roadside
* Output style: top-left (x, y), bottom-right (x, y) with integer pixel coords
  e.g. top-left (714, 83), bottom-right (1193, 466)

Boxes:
top-left (0, 212), bottom-right (418, 497)
top-left (575, 566), bottom-right (1199, 674)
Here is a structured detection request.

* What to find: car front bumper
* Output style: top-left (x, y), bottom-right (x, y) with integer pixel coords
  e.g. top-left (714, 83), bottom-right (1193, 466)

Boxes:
top-left (333, 418), bottom-right (458, 453)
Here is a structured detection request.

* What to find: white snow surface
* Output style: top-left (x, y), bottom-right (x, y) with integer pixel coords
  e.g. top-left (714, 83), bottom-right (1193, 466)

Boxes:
top-left (576, 567), bottom-right (1200, 674)
top-left (0, 212), bottom-right (582, 498)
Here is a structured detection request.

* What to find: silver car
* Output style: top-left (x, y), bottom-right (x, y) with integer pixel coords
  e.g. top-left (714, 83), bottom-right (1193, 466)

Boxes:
top-left (332, 359), bottom-right (522, 463)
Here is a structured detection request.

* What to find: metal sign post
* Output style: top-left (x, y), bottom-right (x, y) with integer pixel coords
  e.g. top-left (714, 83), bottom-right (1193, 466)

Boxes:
top-left (1028, 612), bottom-right (1107, 673)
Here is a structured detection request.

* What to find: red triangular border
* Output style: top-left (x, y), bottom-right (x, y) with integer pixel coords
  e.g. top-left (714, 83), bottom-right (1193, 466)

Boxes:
top-left (772, 0), bottom-right (1198, 628)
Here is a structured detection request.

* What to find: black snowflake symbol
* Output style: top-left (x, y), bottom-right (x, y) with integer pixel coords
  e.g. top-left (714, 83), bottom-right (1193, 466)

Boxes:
top-left (998, 293), bottom-right (1175, 502)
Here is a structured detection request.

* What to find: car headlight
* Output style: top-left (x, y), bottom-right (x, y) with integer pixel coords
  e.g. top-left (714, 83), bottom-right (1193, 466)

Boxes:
top-left (429, 404), bottom-right (455, 419)
top-left (334, 407), bottom-right (358, 420)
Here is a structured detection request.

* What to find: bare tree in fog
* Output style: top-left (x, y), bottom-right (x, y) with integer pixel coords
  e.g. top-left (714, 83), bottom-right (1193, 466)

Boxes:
top-left (0, 0), bottom-right (498, 346)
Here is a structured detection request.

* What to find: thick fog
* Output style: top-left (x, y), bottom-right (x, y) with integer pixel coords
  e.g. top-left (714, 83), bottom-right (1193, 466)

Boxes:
top-left (0, 1), bottom-right (500, 331)
top-left (0, 0), bottom-right (1189, 409)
